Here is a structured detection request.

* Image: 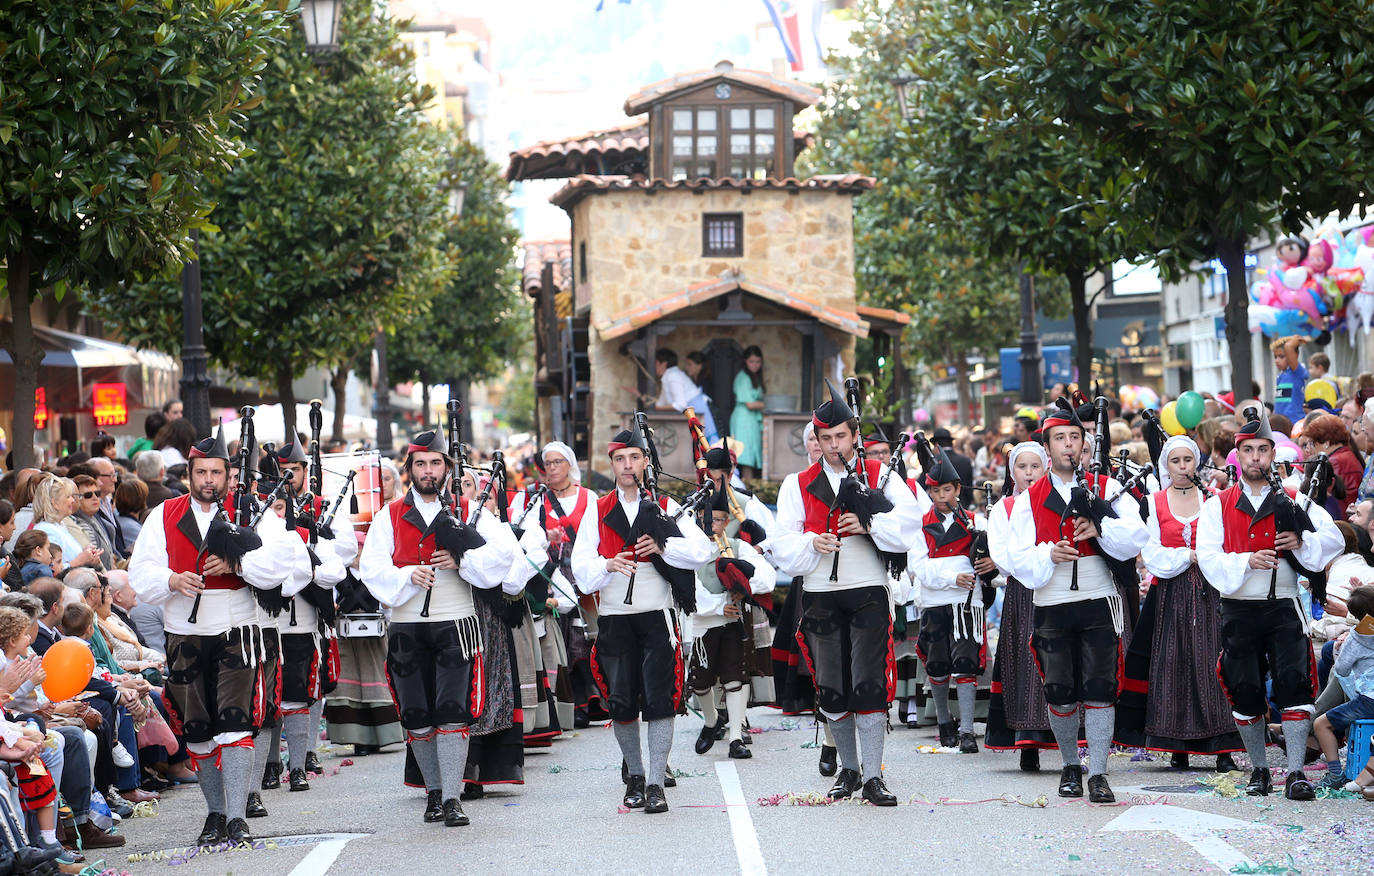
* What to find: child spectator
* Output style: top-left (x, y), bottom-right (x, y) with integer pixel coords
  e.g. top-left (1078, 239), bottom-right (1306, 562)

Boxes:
top-left (1309, 351), bottom-right (1331, 382)
top-left (1314, 585), bottom-right (1374, 789)
top-left (12, 531), bottom-right (54, 586)
top-left (1272, 336), bottom-right (1308, 423)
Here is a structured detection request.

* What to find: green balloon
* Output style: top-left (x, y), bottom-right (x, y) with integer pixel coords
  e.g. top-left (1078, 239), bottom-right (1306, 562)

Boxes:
top-left (1176, 391), bottom-right (1205, 429)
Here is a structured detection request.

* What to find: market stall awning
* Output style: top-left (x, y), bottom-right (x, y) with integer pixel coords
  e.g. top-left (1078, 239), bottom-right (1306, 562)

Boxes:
top-left (0, 323), bottom-right (161, 369)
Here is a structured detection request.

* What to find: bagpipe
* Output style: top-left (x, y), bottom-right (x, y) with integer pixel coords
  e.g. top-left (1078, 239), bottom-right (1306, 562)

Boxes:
top-left (1263, 457), bottom-right (1325, 602)
top-left (418, 402), bottom-right (489, 619)
top-left (685, 405), bottom-right (766, 547)
top-left (826, 379), bottom-right (902, 581)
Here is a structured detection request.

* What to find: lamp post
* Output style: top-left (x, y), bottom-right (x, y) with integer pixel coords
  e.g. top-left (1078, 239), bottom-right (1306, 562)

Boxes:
top-left (299, 0), bottom-right (343, 53)
top-left (889, 71), bottom-right (919, 123)
top-left (446, 163), bottom-right (472, 445)
top-left (179, 229), bottom-right (212, 437)
top-left (1017, 266), bottom-right (1043, 405)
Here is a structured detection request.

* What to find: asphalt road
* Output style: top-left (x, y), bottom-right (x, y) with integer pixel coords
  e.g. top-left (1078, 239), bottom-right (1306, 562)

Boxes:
top-left (116, 711), bottom-right (1370, 876)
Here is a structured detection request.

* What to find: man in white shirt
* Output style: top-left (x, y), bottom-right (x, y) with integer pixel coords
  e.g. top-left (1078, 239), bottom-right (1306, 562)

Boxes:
top-left (653, 349), bottom-right (718, 442)
top-left (1007, 398), bottom-right (1148, 804)
top-left (570, 423), bottom-right (713, 815)
top-left (770, 382), bottom-right (922, 807)
top-left (1196, 409), bottom-right (1342, 800)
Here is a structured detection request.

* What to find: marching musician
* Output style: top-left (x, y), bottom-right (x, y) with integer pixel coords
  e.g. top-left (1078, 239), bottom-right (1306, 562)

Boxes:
top-left (128, 426), bottom-right (307, 848)
top-left (1196, 410), bottom-right (1343, 800)
top-left (771, 381), bottom-right (922, 807)
top-left (1007, 399), bottom-right (1148, 804)
top-left (569, 424), bottom-right (713, 815)
top-left (358, 429), bottom-right (519, 828)
top-left (688, 488), bottom-right (774, 760)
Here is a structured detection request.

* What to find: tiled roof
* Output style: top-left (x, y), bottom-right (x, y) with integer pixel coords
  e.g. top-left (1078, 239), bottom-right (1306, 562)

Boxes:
top-left (550, 173), bottom-right (875, 209)
top-left (856, 305), bottom-right (912, 327)
top-left (623, 60), bottom-right (821, 115)
top-left (594, 269), bottom-right (870, 342)
top-left (521, 240), bottom-right (571, 296)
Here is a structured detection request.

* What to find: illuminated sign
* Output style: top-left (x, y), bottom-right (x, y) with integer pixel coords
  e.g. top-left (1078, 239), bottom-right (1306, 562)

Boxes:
top-left (34, 388), bottom-right (48, 430)
top-left (93, 382), bottom-right (129, 427)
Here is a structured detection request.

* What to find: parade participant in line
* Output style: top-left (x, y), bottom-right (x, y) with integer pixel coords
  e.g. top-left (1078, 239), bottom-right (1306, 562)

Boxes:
top-left (358, 429), bottom-right (520, 828)
top-left (1125, 435), bottom-right (1241, 771)
top-left (689, 488), bottom-right (774, 759)
top-left (702, 447), bottom-right (775, 544)
top-left (1008, 399), bottom-right (1149, 804)
top-left (985, 441), bottom-right (1056, 771)
top-left (1196, 410), bottom-right (1343, 800)
top-left (570, 423), bottom-right (713, 814)
top-left (128, 426), bottom-right (306, 847)
top-left (916, 449), bottom-right (991, 753)
top-left (535, 441), bottom-right (606, 728)
top-left (771, 382), bottom-right (923, 807)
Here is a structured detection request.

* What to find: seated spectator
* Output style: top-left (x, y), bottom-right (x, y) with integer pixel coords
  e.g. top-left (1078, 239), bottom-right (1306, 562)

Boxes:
top-left (0, 501), bottom-right (20, 591)
top-left (133, 451), bottom-right (179, 509)
top-left (153, 418), bottom-right (196, 475)
top-left (1314, 586), bottom-right (1374, 790)
top-left (5, 470), bottom-right (47, 553)
top-left (69, 475), bottom-right (115, 572)
top-left (88, 433), bottom-right (118, 461)
top-left (12, 532), bottom-right (55, 588)
top-left (29, 478), bottom-right (102, 572)
top-left (113, 478), bottom-right (148, 554)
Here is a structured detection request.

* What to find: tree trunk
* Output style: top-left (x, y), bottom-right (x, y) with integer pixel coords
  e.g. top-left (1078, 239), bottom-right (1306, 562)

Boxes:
top-left (1068, 269), bottom-right (1093, 390)
top-left (1217, 238), bottom-right (1254, 403)
top-left (277, 364), bottom-right (298, 441)
top-left (3, 242), bottom-right (43, 469)
top-left (950, 344), bottom-right (973, 426)
top-left (330, 366), bottom-right (349, 444)
top-left (420, 382), bottom-right (431, 432)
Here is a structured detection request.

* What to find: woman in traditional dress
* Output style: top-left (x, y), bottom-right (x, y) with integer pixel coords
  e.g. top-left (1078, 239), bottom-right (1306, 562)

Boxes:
top-left (985, 441), bottom-right (1057, 771)
top-left (1134, 435), bottom-right (1241, 771)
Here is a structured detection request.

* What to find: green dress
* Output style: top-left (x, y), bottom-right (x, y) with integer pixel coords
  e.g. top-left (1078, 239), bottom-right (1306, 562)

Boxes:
top-left (730, 370), bottom-right (764, 469)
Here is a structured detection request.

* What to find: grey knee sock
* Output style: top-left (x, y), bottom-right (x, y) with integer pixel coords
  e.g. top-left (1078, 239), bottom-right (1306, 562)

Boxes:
top-left (252, 729), bottom-right (274, 781)
top-left (309, 698), bottom-right (326, 744)
top-left (956, 680), bottom-right (976, 733)
top-left (931, 682), bottom-right (952, 725)
top-left (1282, 715), bottom-right (1312, 776)
top-left (1047, 705), bottom-right (1081, 768)
top-left (725, 686), bottom-right (749, 743)
top-left (856, 712), bottom-right (886, 782)
top-left (823, 721), bottom-right (835, 747)
top-left (647, 718), bottom-right (674, 788)
top-left (829, 714), bottom-right (859, 772)
top-left (411, 736), bottom-right (441, 793)
top-left (613, 721), bottom-right (644, 777)
top-left (435, 729), bottom-right (470, 800)
top-left (1083, 704), bottom-right (1114, 777)
top-left (219, 744), bottom-right (254, 822)
top-left (268, 723), bottom-right (281, 763)
top-left (197, 760), bottom-right (226, 815)
top-left (696, 690), bottom-right (718, 730)
top-left (283, 713), bottom-right (311, 773)
top-left (1236, 719), bottom-right (1268, 769)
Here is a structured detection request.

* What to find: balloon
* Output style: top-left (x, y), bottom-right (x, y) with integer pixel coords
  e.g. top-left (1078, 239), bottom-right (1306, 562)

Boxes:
top-left (1014, 406), bottom-right (1038, 421)
top-left (1305, 378), bottom-right (1337, 409)
top-left (41, 639), bottom-right (95, 702)
top-left (913, 408), bottom-right (930, 423)
top-left (1282, 266), bottom-right (1307, 290)
top-left (1176, 391), bottom-right (1206, 429)
top-left (1159, 401), bottom-right (1185, 436)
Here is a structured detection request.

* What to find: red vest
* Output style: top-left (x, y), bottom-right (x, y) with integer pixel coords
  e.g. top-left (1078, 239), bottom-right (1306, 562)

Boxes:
top-left (1026, 472), bottom-right (1113, 559)
top-left (797, 458), bottom-right (886, 535)
top-left (162, 494), bottom-right (246, 591)
top-left (1217, 483), bottom-right (1294, 555)
top-left (923, 507), bottom-right (972, 558)
top-left (387, 494), bottom-right (471, 567)
top-left (596, 492), bottom-right (670, 560)
top-left (1151, 490), bottom-right (1194, 549)
top-left (543, 488), bottom-right (590, 536)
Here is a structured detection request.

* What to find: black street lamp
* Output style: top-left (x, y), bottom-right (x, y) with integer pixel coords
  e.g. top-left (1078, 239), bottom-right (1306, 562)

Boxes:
top-left (1017, 266), bottom-right (1043, 405)
top-left (179, 229), bottom-right (212, 437)
top-left (890, 71), bottom-right (920, 123)
top-left (299, 0), bottom-right (344, 53)
top-left (372, 329), bottom-right (393, 452)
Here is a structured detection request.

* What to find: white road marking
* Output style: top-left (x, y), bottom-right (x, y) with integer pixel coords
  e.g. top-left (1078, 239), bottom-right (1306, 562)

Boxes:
top-left (715, 761), bottom-right (767, 876)
top-left (1100, 805), bottom-right (1259, 872)
top-left (282, 832), bottom-right (367, 876)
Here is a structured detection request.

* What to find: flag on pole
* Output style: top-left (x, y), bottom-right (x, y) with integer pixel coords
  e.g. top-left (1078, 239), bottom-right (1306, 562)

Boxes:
top-left (761, 0), bottom-right (804, 71)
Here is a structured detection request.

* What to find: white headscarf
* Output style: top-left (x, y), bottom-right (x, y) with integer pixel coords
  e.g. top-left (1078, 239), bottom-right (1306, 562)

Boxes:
top-left (541, 441), bottom-right (582, 483)
top-left (1159, 435), bottom-right (1200, 470)
top-left (1007, 441), bottom-right (1048, 471)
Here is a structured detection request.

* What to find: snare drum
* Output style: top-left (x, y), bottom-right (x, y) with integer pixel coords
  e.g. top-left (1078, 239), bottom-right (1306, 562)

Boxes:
top-left (338, 612), bottom-right (387, 638)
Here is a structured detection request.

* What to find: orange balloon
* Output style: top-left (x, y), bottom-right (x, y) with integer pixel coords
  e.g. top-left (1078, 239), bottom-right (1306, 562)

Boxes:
top-left (41, 639), bottom-right (96, 702)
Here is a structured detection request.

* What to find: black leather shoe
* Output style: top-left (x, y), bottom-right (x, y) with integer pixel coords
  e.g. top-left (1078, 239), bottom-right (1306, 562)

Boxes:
top-left (1087, 774), bottom-right (1115, 803)
top-left (1245, 767), bottom-right (1273, 797)
top-left (1058, 765), bottom-right (1084, 798)
top-left (1216, 753), bottom-right (1239, 773)
top-left (197, 812), bottom-right (227, 846)
top-left (623, 775), bottom-right (647, 809)
top-left (663, 764), bottom-right (677, 788)
top-left (712, 712), bottom-right (729, 741)
top-left (740, 720), bottom-right (752, 744)
top-left (958, 732), bottom-right (979, 754)
top-left (862, 776), bottom-right (898, 806)
top-left (423, 789), bottom-right (445, 823)
top-left (1019, 748), bottom-right (1041, 772)
top-left (644, 783), bottom-right (668, 814)
top-left (13, 845), bottom-right (64, 872)
top-left (827, 767), bottom-right (862, 800)
top-left (353, 744), bottom-right (374, 757)
top-left (695, 724), bottom-right (717, 755)
top-left (442, 798), bottom-right (470, 826)
top-left (245, 791), bottom-right (268, 819)
top-left (729, 739), bottom-right (752, 759)
top-left (226, 817), bottom-right (253, 845)
top-left (937, 720), bottom-right (958, 748)
top-left (1170, 752), bottom-right (1190, 770)
top-left (1284, 773), bottom-right (1315, 801)
top-left (460, 782), bottom-right (485, 801)
top-left (305, 750), bottom-right (321, 774)
top-left (818, 745), bottom-right (838, 777)
top-left (261, 761), bottom-right (282, 791)
top-left (289, 767), bottom-right (310, 792)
